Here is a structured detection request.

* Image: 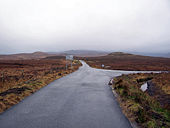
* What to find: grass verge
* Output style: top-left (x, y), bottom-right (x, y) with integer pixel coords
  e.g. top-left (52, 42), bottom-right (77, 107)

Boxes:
top-left (112, 73), bottom-right (170, 128)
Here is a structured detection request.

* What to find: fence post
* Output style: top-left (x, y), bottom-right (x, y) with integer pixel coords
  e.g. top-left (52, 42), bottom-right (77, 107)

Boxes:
top-left (21, 70), bottom-right (24, 78)
top-left (1, 71), bottom-right (4, 85)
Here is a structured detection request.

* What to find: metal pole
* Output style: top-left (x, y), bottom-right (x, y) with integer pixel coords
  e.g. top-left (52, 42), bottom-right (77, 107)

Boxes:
top-left (66, 60), bottom-right (68, 70)
top-left (71, 60), bottom-right (72, 68)
top-left (66, 56), bottom-right (67, 70)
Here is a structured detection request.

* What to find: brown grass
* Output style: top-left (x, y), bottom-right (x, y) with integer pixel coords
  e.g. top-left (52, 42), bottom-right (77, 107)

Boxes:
top-left (0, 59), bottom-right (81, 113)
top-left (81, 52), bottom-right (170, 71)
top-left (112, 73), bottom-right (170, 128)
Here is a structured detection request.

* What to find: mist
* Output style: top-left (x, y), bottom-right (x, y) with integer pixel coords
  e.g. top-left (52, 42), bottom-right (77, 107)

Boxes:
top-left (0, 0), bottom-right (170, 54)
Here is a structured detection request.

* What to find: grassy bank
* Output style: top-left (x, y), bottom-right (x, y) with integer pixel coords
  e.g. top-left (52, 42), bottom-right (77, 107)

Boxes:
top-left (0, 59), bottom-right (81, 113)
top-left (112, 73), bottom-right (170, 128)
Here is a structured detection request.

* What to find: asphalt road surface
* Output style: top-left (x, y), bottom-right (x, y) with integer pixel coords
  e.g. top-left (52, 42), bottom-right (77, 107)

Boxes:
top-left (0, 61), bottom-right (150, 128)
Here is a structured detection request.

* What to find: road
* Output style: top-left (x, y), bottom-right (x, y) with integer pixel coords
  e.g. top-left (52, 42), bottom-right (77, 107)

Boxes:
top-left (0, 61), bottom-right (149, 128)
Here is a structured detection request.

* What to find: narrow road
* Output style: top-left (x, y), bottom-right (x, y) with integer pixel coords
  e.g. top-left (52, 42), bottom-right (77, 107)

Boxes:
top-left (0, 61), bottom-right (146, 128)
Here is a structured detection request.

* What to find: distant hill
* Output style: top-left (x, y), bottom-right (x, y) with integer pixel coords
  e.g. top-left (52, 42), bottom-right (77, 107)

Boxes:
top-left (46, 50), bottom-right (109, 58)
top-left (62, 50), bottom-right (109, 57)
top-left (156, 53), bottom-right (170, 58)
top-left (0, 50), bottom-right (109, 60)
top-left (1, 51), bottom-right (169, 60)
top-left (0, 52), bottom-right (55, 60)
top-left (44, 50), bottom-right (109, 60)
top-left (107, 52), bottom-right (170, 58)
top-left (130, 52), bottom-right (170, 58)
top-left (44, 56), bottom-right (65, 60)
top-left (108, 52), bottom-right (135, 56)
top-left (83, 52), bottom-right (170, 71)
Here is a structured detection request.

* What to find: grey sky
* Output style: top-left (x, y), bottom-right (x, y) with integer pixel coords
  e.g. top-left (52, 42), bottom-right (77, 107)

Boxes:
top-left (0, 0), bottom-right (170, 54)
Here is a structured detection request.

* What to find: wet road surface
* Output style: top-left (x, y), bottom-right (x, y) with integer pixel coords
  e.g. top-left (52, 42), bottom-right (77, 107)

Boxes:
top-left (0, 61), bottom-right (151, 128)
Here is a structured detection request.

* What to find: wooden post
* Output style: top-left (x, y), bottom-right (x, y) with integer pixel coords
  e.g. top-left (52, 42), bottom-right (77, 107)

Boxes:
top-left (21, 70), bottom-right (24, 79)
top-left (1, 72), bottom-right (4, 85)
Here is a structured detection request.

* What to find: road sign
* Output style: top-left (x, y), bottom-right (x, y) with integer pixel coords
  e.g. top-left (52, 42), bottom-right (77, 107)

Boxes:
top-left (65, 55), bottom-right (74, 70)
top-left (66, 55), bottom-right (73, 60)
top-left (101, 64), bottom-right (105, 68)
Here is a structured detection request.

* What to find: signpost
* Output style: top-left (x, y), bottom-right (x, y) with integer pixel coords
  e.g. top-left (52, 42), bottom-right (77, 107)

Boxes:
top-left (66, 55), bottom-right (73, 60)
top-left (66, 55), bottom-right (74, 70)
top-left (101, 64), bottom-right (105, 68)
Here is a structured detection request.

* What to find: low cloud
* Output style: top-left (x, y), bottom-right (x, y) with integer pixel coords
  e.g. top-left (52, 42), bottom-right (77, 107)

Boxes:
top-left (0, 0), bottom-right (170, 54)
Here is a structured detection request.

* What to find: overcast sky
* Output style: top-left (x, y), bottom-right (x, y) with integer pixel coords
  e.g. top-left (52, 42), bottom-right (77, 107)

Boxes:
top-left (0, 0), bottom-right (170, 54)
